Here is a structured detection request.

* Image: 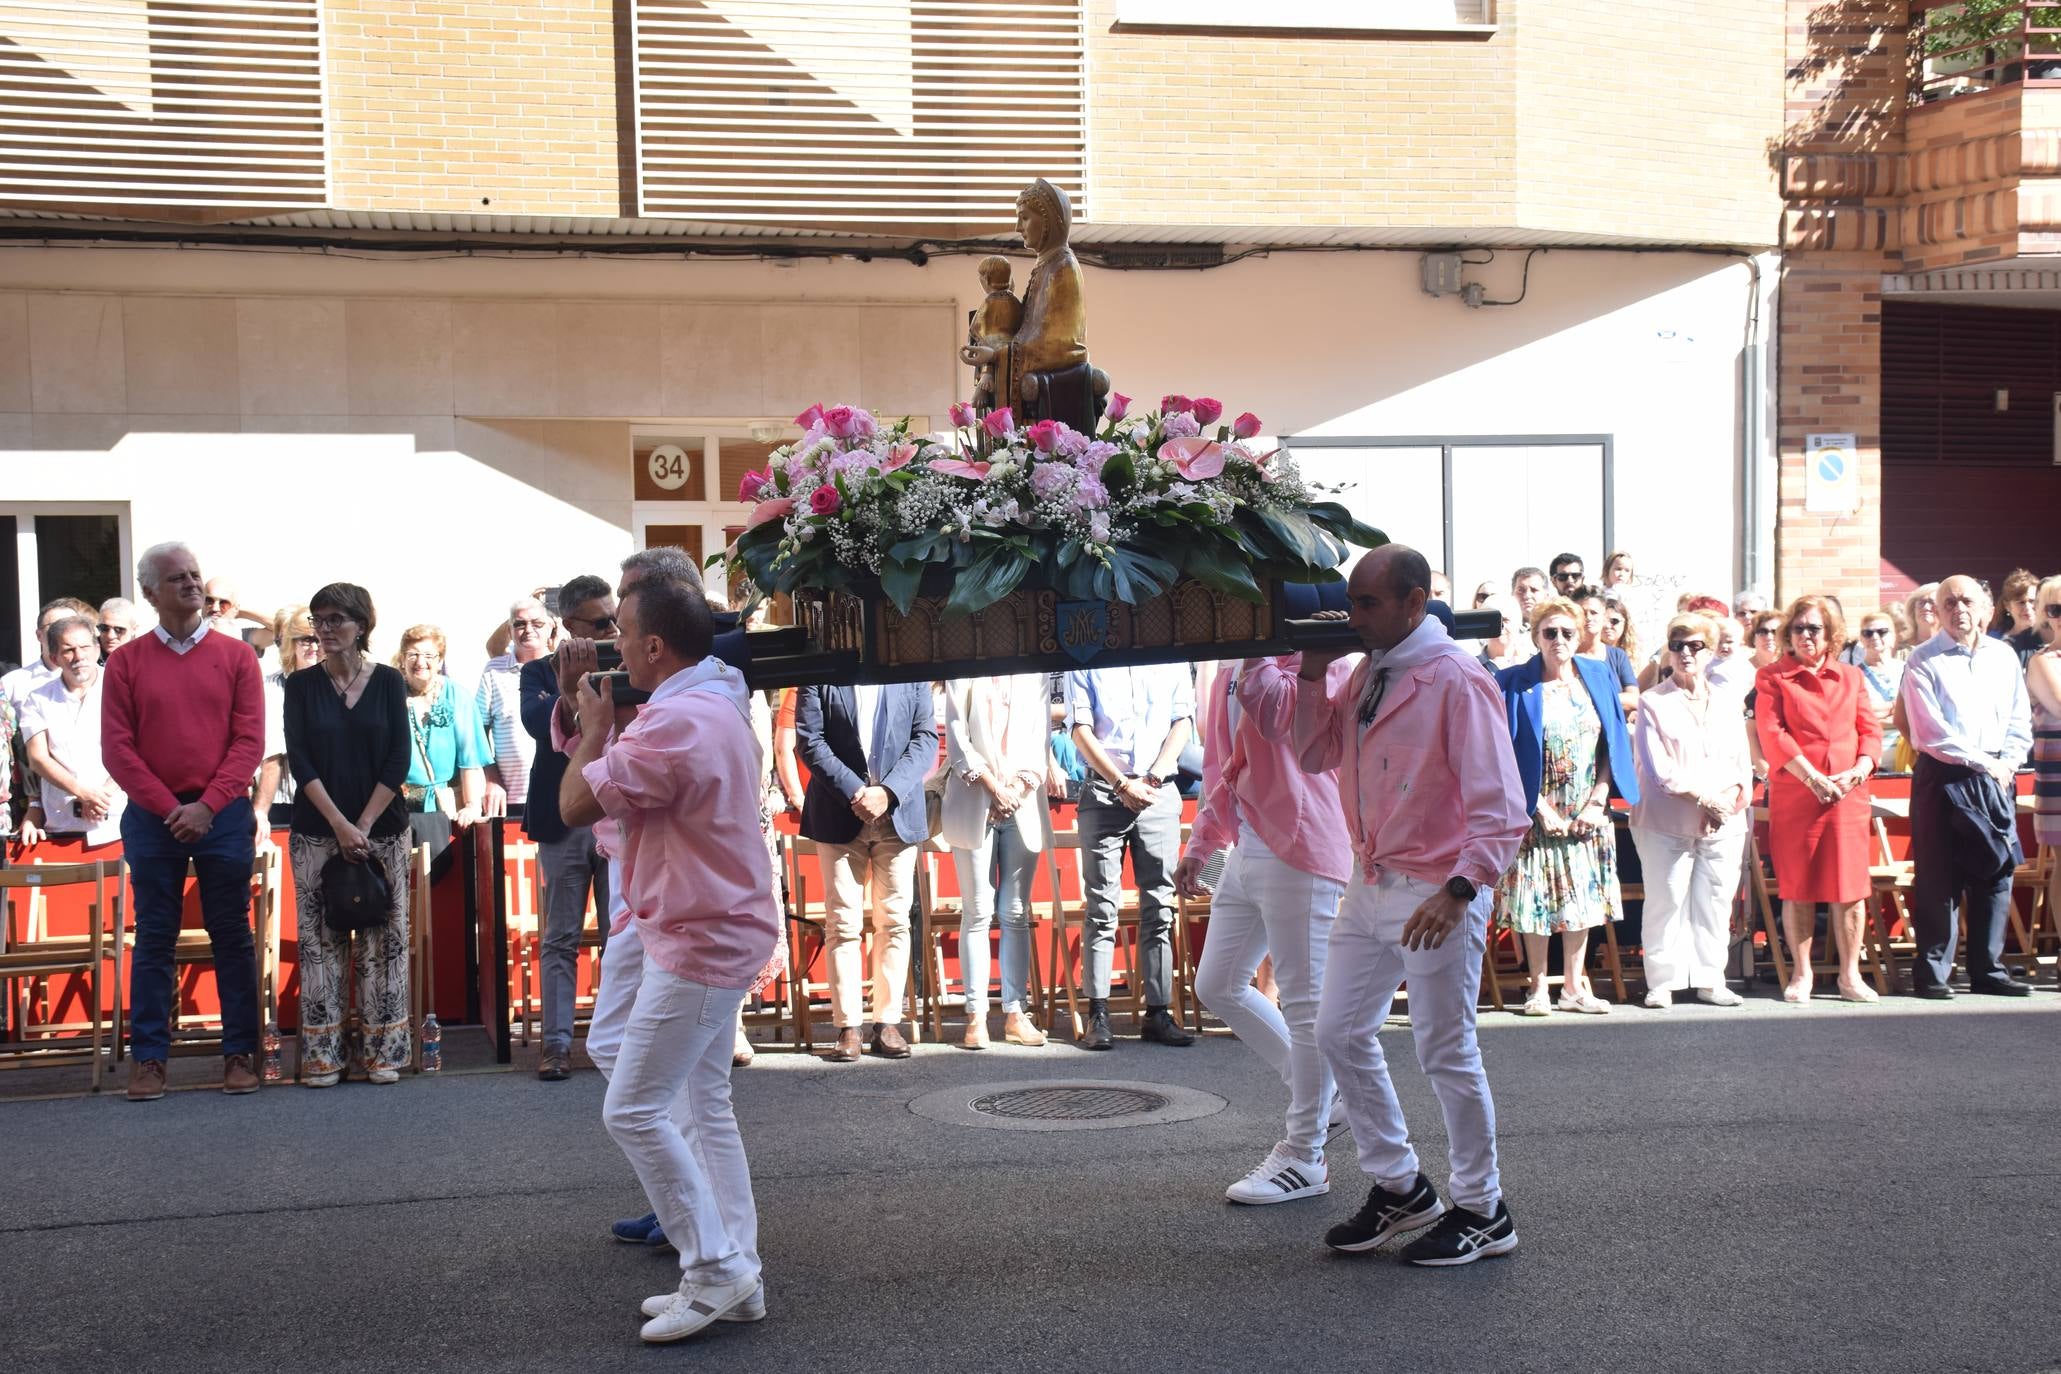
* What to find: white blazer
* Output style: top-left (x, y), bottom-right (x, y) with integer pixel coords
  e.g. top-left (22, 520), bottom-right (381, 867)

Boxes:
top-left (940, 674), bottom-right (1052, 852)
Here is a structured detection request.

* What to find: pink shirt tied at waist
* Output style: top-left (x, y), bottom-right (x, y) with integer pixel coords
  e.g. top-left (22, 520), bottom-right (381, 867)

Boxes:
top-left (1630, 677), bottom-right (1753, 840)
top-left (551, 689), bottom-right (620, 861)
top-left (580, 658), bottom-right (778, 990)
top-left (1291, 615), bottom-right (1530, 890)
top-left (1188, 655), bottom-right (1353, 884)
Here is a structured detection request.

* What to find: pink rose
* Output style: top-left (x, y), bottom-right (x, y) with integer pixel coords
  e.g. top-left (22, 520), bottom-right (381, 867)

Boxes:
top-left (1232, 412), bottom-right (1262, 439)
top-left (1158, 436), bottom-right (1226, 481)
top-left (1192, 397), bottom-right (1223, 426)
top-left (881, 441), bottom-right (917, 472)
top-left (737, 468), bottom-right (768, 502)
top-left (1106, 392), bottom-right (1131, 422)
top-left (930, 458), bottom-right (993, 481)
top-left (1160, 394), bottom-right (1192, 416)
top-left (1024, 419), bottom-right (1063, 453)
top-left (808, 485), bottom-right (842, 515)
top-left (949, 401), bottom-right (977, 428)
top-left (794, 404), bottom-right (825, 431)
top-left (745, 496), bottom-right (794, 529)
top-left (822, 405), bottom-right (859, 439)
top-left (980, 407), bottom-right (1015, 438)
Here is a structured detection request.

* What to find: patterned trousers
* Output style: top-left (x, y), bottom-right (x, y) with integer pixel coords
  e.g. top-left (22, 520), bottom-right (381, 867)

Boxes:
top-left (291, 832), bottom-right (413, 1074)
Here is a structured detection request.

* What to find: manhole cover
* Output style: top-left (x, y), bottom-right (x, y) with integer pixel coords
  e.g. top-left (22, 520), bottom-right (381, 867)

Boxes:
top-left (970, 1086), bottom-right (1170, 1121)
top-left (908, 1078), bottom-right (1225, 1132)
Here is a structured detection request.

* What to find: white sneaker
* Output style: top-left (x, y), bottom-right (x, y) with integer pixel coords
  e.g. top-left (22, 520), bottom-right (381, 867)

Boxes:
top-left (1557, 989), bottom-right (1610, 1015)
top-left (367, 1067), bottom-right (400, 1085)
top-left (639, 1274), bottom-right (763, 1342)
top-left (1225, 1144), bottom-right (1329, 1205)
top-left (643, 1279), bottom-right (765, 1323)
top-left (1696, 986), bottom-right (1745, 1007)
top-left (1643, 989), bottom-right (1672, 1010)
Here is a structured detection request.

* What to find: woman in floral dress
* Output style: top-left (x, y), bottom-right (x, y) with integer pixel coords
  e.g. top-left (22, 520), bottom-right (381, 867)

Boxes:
top-left (1494, 598), bottom-right (1639, 1016)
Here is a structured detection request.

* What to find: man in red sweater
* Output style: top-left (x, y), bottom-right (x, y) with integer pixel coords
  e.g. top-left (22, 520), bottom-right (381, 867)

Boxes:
top-left (102, 541), bottom-right (267, 1101)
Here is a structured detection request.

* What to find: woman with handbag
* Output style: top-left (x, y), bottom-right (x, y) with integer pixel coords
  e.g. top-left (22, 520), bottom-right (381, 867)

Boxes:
top-left (392, 624), bottom-right (490, 879)
top-left (284, 583), bottom-right (413, 1086)
top-left (939, 673), bottom-right (1054, 1049)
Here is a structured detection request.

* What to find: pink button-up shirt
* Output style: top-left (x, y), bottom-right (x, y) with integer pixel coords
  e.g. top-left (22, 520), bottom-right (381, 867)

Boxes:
top-left (1291, 621), bottom-right (1529, 890)
top-left (1630, 677), bottom-right (1753, 840)
top-left (580, 663), bottom-right (778, 989)
top-left (1188, 655), bottom-right (1353, 884)
top-left (551, 694), bottom-right (620, 861)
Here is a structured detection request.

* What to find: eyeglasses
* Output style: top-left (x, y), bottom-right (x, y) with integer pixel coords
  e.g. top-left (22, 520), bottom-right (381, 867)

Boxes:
top-left (1554, 571), bottom-right (1583, 583)
top-left (512, 618), bottom-right (553, 633)
top-left (401, 651), bottom-right (442, 665)
top-left (1668, 640), bottom-right (1707, 654)
top-left (99, 625), bottom-right (130, 639)
top-left (1538, 626), bottom-right (1576, 642)
top-left (1860, 627), bottom-right (1891, 639)
top-left (2046, 604), bottom-right (2061, 620)
top-left (203, 597), bottom-right (233, 610)
top-left (292, 635), bottom-right (320, 649)
top-left (1752, 627), bottom-right (1779, 638)
top-left (1941, 595), bottom-right (1978, 610)
top-left (566, 613), bottom-right (618, 632)
top-left (1790, 623), bottom-right (1826, 638)
top-left (311, 614), bottom-right (354, 631)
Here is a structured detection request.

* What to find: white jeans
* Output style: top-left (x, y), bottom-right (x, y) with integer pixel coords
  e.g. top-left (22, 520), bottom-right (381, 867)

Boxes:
top-left (600, 960), bottom-right (757, 1289)
top-left (952, 823), bottom-right (1039, 1016)
top-left (1631, 827), bottom-right (1746, 993)
top-left (1192, 831), bottom-right (1344, 1157)
top-left (821, 825), bottom-right (917, 1030)
top-left (1316, 870), bottom-right (1501, 1213)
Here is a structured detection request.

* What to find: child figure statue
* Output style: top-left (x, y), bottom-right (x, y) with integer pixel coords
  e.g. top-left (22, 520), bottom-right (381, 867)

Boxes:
top-left (967, 254), bottom-right (1023, 414)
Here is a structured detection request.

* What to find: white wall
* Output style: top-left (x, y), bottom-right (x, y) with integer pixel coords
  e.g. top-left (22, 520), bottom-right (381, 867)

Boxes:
top-left (0, 241), bottom-right (1763, 676)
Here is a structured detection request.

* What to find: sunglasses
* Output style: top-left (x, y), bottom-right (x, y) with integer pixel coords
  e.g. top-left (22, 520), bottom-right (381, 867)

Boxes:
top-left (2045, 604), bottom-right (2061, 620)
top-left (1791, 623), bottom-right (1826, 638)
top-left (1861, 627), bottom-right (1891, 639)
top-left (1753, 627), bottom-right (1778, 638)
top-left (1538, 626), bottom-right (1576, 642)
top-left (204, 597), bottom-right (233, 609)
top-left (1668, 640), bottom-right (1707, 654)
top-left (292, 635), bottom-right (321, 648)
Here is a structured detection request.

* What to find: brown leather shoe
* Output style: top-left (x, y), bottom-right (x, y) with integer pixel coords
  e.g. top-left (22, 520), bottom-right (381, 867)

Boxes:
top-left (870, 1023), bottom-right (912, 1059)
top-left (537, 1052), bottom-right (571, 1081)
top-left (822, 1028), bottom-right (863, 1063)
top-left (127, 1058), bottom-right (167, 1102)
top-left (223, 1054), bottom-right (260, 1095)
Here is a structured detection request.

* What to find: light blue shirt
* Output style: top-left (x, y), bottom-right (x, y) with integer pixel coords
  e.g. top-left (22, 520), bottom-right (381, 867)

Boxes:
top-left (1902, 631), bottom-right (2032, 769)
top-left (1068, 663), bottom-right (1195, 775)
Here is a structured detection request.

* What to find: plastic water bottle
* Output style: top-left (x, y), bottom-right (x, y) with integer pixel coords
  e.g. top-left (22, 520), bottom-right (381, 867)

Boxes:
top-left (261, 1021), bottom-right (283, 1083)
top-left (420, 1013), bottom-right (442, 1074)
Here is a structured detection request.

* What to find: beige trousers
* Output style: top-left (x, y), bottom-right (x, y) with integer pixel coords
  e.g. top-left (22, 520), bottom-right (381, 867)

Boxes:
top-left (821, 819), bottom-right (918, 1029)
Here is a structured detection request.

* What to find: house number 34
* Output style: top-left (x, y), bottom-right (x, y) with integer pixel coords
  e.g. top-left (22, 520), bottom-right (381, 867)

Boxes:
top-left (647, 444), bottom-right (690, 491)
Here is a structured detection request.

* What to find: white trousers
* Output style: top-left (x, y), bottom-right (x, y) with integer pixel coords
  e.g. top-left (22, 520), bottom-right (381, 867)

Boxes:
top-left (1631, 826), bottom-right (1746, 993)
top-left (1192, 833), bottom-right (1344, 1157)
top-left (821, 828), bottom-right (917, 1030)
top-left (1316, 870), bottom-right (1501, 1213)
top-left (599, 956), bottom-right (757, 1289)
top-left (952, 823), bottom-right (1039, 1016)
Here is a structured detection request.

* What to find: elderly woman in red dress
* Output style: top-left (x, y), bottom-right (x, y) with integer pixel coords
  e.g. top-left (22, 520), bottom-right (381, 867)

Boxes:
top-left (1754, 594), bottom-right (1882, 1004)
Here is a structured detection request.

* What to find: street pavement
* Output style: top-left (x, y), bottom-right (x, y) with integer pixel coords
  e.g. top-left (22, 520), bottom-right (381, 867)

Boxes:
top-left (3, 992), bottom-right (2058, 1374)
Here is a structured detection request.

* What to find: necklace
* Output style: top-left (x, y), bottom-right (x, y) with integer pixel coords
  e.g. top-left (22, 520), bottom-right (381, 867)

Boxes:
top-left (328, 657), bottom-right (364, 702)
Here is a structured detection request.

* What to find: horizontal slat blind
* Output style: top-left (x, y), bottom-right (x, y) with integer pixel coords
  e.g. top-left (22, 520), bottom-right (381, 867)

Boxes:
top-left (0, 0), bottom-right (325, 212)
top-left (1881, 301), bottom-right (2061, 465)
top-left (631, 0), bottom-right (1085, 228)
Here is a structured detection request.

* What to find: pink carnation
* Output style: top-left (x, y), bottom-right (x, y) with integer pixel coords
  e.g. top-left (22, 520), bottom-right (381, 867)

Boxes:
top-left (809, 485), bottom-right (842, 515)
top-left (1161, 412), bottom-right (1201, 439)
top-left (1232, 412), bottom-right (1262, 439)
top-left (1160, 394), bottom-right (1193, 416)
top-left (1192, 397), bottom-right (1223, 426)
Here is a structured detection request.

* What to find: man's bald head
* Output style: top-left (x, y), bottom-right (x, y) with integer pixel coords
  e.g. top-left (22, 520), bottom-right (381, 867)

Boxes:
top-left (1347, 545), bottom-right (1430, 652)
top-left (1937, 574), bottom-right (1990, 645)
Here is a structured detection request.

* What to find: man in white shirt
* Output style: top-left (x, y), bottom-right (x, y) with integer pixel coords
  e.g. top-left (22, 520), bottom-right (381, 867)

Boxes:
top-left (3, 597), bottom-right (96, 714)
top-left (1901, 574), bottom-right (2035, 998)
top-left (477, 594), bottom-right (553, 814)
top-left (18, 615), bottom-right (124, 850)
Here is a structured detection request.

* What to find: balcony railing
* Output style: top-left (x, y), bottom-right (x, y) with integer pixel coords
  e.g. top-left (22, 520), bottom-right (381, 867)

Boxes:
top-left (1913, 1), bottom-right (2061, 103)
top-left (0, 0), bottom-right (327, 217)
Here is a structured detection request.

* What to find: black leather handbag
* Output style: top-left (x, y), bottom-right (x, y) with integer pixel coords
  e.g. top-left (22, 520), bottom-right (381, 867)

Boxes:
top-left (320, 852), bottom-right (393, 933)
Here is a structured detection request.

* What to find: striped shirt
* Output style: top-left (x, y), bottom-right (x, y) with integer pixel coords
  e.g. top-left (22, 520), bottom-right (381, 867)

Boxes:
top-left (475, 653), bottom-right (535, 805)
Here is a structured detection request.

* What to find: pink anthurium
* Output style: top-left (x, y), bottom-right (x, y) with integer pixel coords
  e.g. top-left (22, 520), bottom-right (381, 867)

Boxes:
top-left (745, 496), bottom-right (795, 529)
top-left (881, 441), bottom-right (917, 472)
top-left (930, 457), bottom-right (993, 480)
top-left (1158, 436), bottom-right (1226, 481)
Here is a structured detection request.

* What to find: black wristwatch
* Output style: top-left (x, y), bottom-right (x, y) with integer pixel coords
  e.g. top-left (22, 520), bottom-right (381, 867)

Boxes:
top-left (1443, 875), bottom-right (1478, 902)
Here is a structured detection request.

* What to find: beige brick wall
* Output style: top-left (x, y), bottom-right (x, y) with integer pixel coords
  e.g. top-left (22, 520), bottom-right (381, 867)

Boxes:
top-left (324, 0), bottom-right (621, 216)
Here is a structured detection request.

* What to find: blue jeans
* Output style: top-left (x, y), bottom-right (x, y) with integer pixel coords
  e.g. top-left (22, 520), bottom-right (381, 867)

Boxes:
top-left (123, 798), bottom-right (260, 1061)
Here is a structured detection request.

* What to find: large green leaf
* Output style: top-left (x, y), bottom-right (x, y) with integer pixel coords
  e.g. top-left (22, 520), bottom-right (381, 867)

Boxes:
top-left (945, 545), bottom-right (1036, 615)
top-left (1177, 536), bottom-right (1265, 602)
top-left (1099, 450), bottom-right (1136, 495)
top-left (880, 557), bottom-right (925, 614)
top-left (1253, 507), bottom-right (1324, 568)
top-left (1106, 544), bottom-right (1178, 604)
top-left (1304, 501), bottom-right (1388, 551)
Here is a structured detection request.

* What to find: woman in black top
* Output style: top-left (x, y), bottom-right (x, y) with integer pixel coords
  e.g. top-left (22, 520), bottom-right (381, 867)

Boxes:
top-left (284, 582), bottom-right (412, 1087)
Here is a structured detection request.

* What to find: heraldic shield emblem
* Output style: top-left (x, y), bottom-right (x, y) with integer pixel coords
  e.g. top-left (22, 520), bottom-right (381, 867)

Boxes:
top-left (1055, 600), bottom-right (1110, 665)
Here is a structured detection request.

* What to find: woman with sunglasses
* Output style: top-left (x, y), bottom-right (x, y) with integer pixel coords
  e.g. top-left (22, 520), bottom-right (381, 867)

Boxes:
top-left (1630, 614), bottom-right (1752, 1008)
top-left (1902, 583), bottom-right (1941, 654)
top-left (1854, 610), bottom-right (1904, 772)
top-left (1493, 598), bottom-right (1639, 1015)
top-left (2027, 576), bottom-right (2061, 869)
top-left (1755, 594), bottom-right (1881, 1003)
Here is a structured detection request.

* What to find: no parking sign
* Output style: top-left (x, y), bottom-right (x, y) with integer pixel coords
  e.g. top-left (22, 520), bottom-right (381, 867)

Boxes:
top-left (1806, 432), bottom-right (1859, 514)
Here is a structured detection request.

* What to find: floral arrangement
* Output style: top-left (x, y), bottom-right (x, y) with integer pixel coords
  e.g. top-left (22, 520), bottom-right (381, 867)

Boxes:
top-left (722, 394), bottom-right (1382, 616)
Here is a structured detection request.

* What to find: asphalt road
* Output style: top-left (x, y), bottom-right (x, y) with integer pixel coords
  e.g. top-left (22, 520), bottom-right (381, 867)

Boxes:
top-left (4, 993), bottom-right (2058, 1374)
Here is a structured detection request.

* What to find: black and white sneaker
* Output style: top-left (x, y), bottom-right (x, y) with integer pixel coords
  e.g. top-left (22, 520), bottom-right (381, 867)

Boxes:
top-left (1323, 1174), bottom-right (1445, 1252)
top-left (1226, 1144), bottom-right (1329, 1205)
top-left (1399, 1201), bottom-right (1519, 1267)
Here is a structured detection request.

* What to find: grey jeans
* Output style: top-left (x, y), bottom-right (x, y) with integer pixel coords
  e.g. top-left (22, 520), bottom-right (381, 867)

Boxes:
top-left (537, 828), bottom-right (610, 1054)
top-left (1075, 778), bottom-right (1181, 1006)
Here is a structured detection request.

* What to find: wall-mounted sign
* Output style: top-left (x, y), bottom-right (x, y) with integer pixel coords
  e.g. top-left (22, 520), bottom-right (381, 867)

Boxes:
top-left (633, 434), bottom-right (703, 502)
top-left (647, 443), bottom-right (691, 491)
top-left (1805, 432), bottom-right (1858, 514)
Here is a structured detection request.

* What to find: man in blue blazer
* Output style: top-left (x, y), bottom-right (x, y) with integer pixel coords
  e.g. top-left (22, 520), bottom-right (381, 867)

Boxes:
top-left (795, 681), bottom-right (939, 1062)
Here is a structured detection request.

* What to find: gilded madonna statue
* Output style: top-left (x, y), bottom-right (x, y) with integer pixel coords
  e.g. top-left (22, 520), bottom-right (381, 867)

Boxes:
top-left (959, 178), bottom-right (1108, 434)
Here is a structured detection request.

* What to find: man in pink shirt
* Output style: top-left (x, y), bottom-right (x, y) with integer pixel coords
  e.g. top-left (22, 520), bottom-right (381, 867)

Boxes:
top-left (1293, 545), bottom-right (1530, 1267)
top-left (1175, 653), bottom-right (1353, 1205)
top-left (559, 575), bottom-right (778, 1343)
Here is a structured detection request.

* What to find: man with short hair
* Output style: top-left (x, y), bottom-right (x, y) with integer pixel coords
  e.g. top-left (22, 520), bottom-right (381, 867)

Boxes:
top-left (1428, 569), bottom-right (1452, 606)
top-left (1548, 553), bottom-right (1586, 597)
top-left (1294, 544), bottom-right (1531, 1266)
top-left (1070, 663), bottom-right (1198, 1051)
top-left (478, 594), bottom-right (553, 816)
top-left (1901, 574), bottom-right (2035, 998)
top-left (96, 597), bottom-right (138, 663)
top-left (18, 616), bottom-right (124, 851)
top-left (1510, 567), bottom-right (1546, 628)
top-left (795, 676), bottom-right (937, 1061)
top-left (203, 576), bottom-right (242, 636)
top-left (522, 574), bottom-right (617, 1082)
top-left (1733, 589), bottom-right (1768, 623)
top-left (101, 542), bottom-right (265, 1100)
top-left (559, 574), bottom-right (778, 1342)
top-left (3, 598), bottom-right (96, 714)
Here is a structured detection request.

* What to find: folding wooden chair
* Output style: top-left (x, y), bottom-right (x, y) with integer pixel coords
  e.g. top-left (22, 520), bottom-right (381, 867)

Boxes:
top-left (502, 839), bottom-right (541, 1047)
top-left (1747, 810), bottom-right (1897, 994)
top-left (118, 852), bottom-right (276, 1056)
top-left (0, 861), bottom-right (121, 1091)
top-left (2021, 844), bottom-right (2058, 979)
